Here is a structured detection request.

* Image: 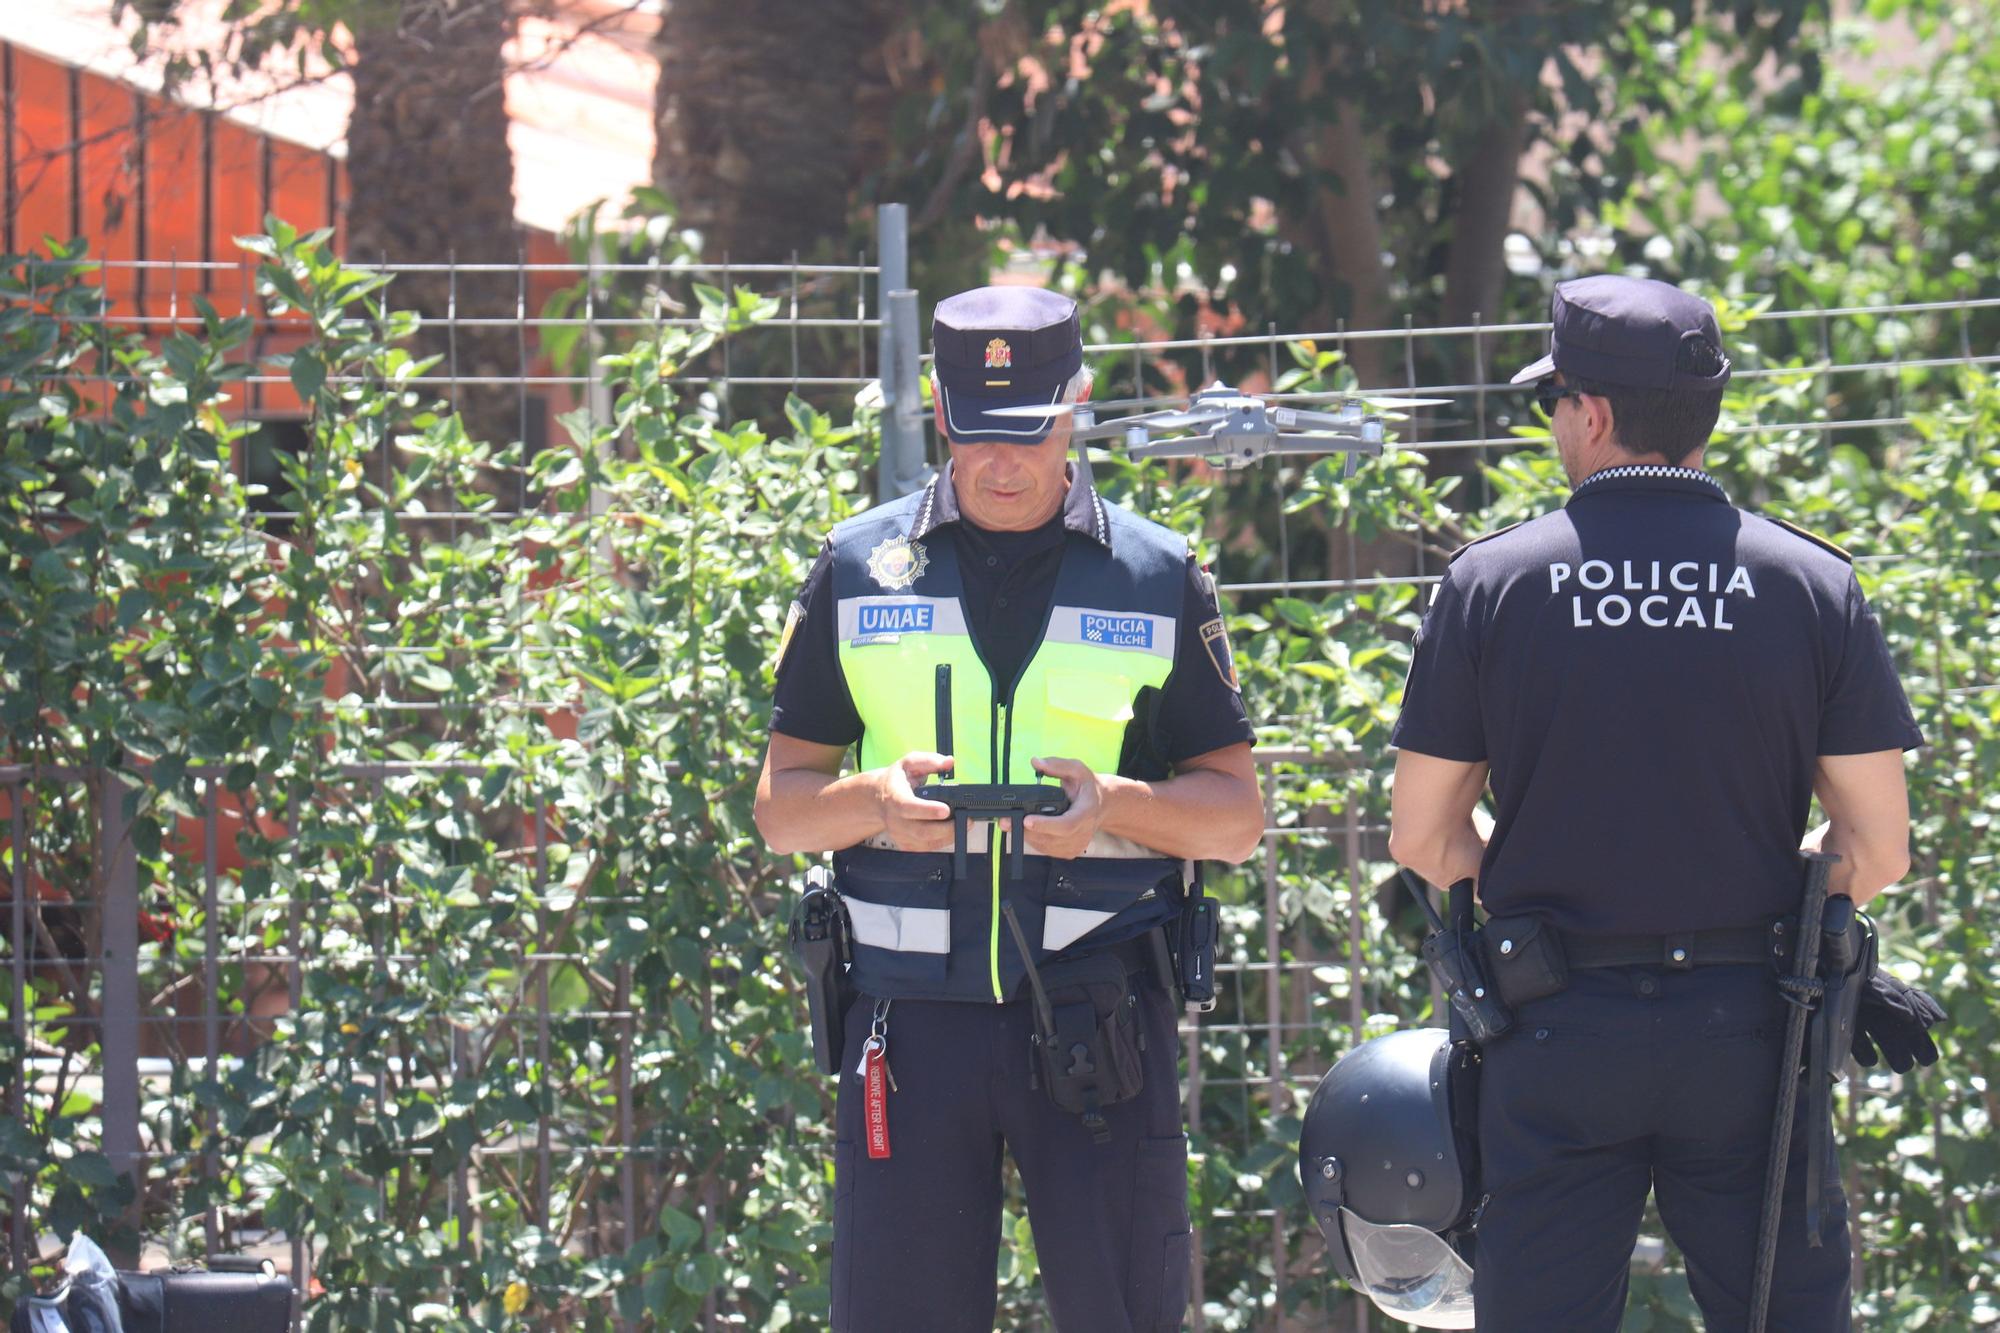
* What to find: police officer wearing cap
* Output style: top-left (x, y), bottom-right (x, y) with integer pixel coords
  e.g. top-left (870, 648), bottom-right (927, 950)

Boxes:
top-left (1386, 275), bottom-right (1928, 1329)
top-left (755, 285), bottom-right (1264, 1331)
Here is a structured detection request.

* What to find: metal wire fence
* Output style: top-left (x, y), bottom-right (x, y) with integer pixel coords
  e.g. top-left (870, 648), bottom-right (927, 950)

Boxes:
top-left (3, 240), bottom-right (1994, 1330)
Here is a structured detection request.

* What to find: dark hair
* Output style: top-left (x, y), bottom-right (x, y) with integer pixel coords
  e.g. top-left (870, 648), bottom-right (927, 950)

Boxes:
top-left (1572, 335), bottom-right (1726, 467)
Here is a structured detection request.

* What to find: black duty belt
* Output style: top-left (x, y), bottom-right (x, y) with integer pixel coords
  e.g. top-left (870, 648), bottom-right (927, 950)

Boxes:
top-left (1559, 923), bottom-right (1785, 971)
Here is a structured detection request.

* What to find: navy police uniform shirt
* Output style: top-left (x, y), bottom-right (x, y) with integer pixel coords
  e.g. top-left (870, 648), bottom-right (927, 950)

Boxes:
top-left (773, 464), bottom-right (1254, 770)
top-left (1391, 464), bottom-right (1923, 935)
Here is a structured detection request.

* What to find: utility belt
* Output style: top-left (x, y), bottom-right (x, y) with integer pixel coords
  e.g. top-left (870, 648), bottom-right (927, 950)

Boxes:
top-left (1474, 913), bottom-right (1868, 1012)
top-left (788, 865), bottom-right (1219, 1141)
top-left (1475, 917), bottom-right (1790, 1011)
top-left (1406, 872), bottom-right (1876, 1246)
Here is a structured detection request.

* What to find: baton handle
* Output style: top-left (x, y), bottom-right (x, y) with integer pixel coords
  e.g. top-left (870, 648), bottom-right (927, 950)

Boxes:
top-left (1397, 868), bottom-right (1451, 936)
top-left (1748, 851), bottom-right (1841, 1333)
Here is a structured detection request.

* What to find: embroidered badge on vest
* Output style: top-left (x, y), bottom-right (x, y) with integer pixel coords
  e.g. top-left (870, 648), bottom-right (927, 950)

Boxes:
top-left (1200, 617), bottom-right (1239, 691)
top-left (866, 535), bottom-right (930, 591)
top-left (985, 338), bottom-right (1012, 369)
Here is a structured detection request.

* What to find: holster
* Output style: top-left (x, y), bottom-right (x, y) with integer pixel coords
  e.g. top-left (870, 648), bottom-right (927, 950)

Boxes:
top-left (1420, 881), bottom-right (1513, 1045)
top-left (1027, 951), bottom-right (1147, 1143)
top-left (1171, 864), bottom-right (1218, 1012)
top-left (1802, 898), bottom-right (1874, 1244)
top-left (788, 866), bottom-right (856, 1077)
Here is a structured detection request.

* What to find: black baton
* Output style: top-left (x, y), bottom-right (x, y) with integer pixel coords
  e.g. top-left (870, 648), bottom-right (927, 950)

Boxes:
top-left (1748, 850), bottom-right (1840, 1333)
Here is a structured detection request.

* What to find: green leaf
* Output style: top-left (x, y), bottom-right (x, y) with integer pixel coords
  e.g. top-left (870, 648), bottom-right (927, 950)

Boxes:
top-left (290, 349), bottom-right (326, 401)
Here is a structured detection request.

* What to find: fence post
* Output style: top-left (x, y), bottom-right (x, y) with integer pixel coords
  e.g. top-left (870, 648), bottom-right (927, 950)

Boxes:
top-left (98, 767), bottom-right (142, 1267)
top-left (875, 204), bottom-right (927, 501)
top-left (9, 779), bottom-right (32, 1269)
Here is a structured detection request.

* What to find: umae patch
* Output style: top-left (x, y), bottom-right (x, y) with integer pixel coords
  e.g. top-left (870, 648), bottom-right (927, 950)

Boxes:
top-left (1200, 617), bottom-right (1238, 691)
top-left (857, 602), bottom-right (934, 636)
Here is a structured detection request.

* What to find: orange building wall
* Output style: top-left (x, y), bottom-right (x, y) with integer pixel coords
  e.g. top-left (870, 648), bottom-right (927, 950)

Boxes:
top-left (5, 41), bottom-right (577, 427)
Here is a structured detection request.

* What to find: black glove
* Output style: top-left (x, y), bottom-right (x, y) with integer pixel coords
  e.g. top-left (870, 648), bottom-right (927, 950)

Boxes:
top-left (1851, 969), bottom-right (1945, 1072)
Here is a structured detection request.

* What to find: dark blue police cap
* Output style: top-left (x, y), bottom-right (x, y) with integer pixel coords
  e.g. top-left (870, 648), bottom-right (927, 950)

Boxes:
top-left (932, 285), bottom-right (1084, 444)
top-left (1510, 275), bottom-right (1731, 391)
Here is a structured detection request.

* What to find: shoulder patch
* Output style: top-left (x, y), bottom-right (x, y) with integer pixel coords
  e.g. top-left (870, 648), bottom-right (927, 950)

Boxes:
top-left (1765, 516), bottom-right (1852, 563)
top-left (774, 601), bottom-right (804, 673)
top-left (1199, 616), bottom-right (1240, 691)
top-left (1447, 521), bottom-right (1524, 565)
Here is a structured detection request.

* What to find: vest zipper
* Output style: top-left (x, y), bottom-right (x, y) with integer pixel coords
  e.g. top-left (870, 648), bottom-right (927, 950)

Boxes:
top-left (989, 700), bottom-right (1009, 1002)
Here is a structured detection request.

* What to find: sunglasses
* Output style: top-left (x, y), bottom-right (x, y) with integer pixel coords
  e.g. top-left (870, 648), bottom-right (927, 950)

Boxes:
top-left (1534, 379), bottom-right (1581, 415)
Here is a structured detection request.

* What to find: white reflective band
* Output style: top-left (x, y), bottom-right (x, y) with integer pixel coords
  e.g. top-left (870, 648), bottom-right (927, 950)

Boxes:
top-left (1044, 605), bottom-right (1176, 660)
top-left (861, 827), bottom-right (1167, 860)
top-left (844, 898), bottom-right (951, 954)
top-left (1043, 905), bottom-right (1118, 952)
top-left (836, 595), bottom-right (971, 641)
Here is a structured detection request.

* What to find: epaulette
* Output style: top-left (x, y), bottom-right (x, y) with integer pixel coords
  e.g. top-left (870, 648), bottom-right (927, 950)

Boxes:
top-left (1447, 521), bottom-right (1523, 565)
top-left (1764, 515), bottom-right (1852, 563)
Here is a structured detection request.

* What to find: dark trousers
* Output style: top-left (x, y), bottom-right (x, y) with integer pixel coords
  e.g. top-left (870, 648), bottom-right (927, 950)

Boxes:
top-left (830, 977), bottom-right (1192, 1333)
top-left (1474, 964), bottom-right (1851, 1332)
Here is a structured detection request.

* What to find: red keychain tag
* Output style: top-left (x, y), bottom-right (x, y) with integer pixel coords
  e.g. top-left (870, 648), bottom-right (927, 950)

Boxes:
top-left (862, 1037), bottom-right (892, 1159)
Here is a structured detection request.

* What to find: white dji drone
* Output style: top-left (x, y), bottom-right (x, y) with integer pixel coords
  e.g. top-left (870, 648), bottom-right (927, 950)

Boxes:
top-left (991, 382), bottom-right (1450, 476)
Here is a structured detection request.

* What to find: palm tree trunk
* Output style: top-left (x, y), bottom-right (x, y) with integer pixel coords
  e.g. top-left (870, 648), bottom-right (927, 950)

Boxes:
top-left (653, 0), bottom-right (885, 264)
top-left (345, 0), bottom-right (522, 455)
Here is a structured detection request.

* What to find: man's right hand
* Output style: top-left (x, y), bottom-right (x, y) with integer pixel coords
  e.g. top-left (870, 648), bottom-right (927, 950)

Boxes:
top-left (875, 752), bottom-right (957, 852)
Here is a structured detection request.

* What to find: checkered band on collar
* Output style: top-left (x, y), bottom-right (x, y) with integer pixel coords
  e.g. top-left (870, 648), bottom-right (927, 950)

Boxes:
top-left (1573, 464), bottom-right (1728, 500)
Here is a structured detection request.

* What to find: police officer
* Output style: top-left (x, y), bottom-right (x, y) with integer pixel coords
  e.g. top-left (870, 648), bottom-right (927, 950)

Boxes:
top-left (1386, 275), bottom-right (1925, 1330)
top-left (754, 286), bottom-right (1264, 1332)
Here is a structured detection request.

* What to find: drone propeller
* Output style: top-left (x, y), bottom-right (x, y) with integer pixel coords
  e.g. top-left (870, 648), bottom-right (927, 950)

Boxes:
top-left (1141, 408), bottom-right (1234, 431)
top-left (986, 397), bottom-right (1196, 419)
top-left (1129, 432), bottom-right (1384, 473)
top-left (1257, 390), bottom-right (1453, 409)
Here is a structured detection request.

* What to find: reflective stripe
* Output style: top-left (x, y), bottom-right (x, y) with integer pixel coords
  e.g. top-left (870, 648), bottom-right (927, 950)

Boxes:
top-left (990, 816), bottom-right (1005, 1002)
top-left (1044, 605), bottom-right (1177, 661)
top-left (844, 898), bottom-right (951, 954)
top-left (1043, 905), bottom-right (1118, 952)
top-left (836, 595), bottom-right (971, 641)
top-left (860, 826), bottom-right (1168, 859)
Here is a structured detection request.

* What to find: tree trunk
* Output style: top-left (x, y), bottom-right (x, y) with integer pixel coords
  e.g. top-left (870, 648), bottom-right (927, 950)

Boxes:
top-left (1289, 42), bottom-right (1393, 385)
top-left (1441, 0), bottom-right (1542, 333)
top-left (1440, 90), bottom-right (1532, 332)
top-left (346, 0), bottom-right (523, 456)
top-left (654, 0), bottom-right (888, 265)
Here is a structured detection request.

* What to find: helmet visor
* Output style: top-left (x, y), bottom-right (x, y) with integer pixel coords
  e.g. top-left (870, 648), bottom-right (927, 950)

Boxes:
top-left (1340, 1207), bottom-right (1476, 1329)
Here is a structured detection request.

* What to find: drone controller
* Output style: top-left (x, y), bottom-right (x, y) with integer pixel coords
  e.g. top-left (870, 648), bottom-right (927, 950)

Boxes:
top-left (920, 663), bottom-right (1072, 879)
top-left (914, 782), bottom-right (1073, 879)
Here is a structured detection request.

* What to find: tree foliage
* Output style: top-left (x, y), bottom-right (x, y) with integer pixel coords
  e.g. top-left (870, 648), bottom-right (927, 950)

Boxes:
top-left (5, 215), bottom-right (1996, 1328)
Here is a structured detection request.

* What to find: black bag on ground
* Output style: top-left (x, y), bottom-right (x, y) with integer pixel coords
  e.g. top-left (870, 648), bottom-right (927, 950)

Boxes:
top-left (119, 1262), bottom-right (291, 1333)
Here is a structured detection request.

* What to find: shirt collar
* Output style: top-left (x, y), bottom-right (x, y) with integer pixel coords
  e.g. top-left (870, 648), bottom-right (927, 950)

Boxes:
top-left (1567, 463), bottom-right (1730, 505)
top-left (911, 461), bottom-right (1112, 548)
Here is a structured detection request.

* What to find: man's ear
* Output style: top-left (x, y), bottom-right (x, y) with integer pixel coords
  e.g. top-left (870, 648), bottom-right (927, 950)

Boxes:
top-left (933, 395), bottom-right (948, 440)
top-left (1581, 392), bottom-right (1616, 448)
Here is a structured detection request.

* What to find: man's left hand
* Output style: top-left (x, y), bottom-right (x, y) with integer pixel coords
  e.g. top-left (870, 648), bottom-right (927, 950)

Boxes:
top-left (1023, 756), bottom-right (1107, 859)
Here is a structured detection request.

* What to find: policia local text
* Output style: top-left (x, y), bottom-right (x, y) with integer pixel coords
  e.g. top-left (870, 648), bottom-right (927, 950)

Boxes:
top-left (1550, 559), bottom-right (1755, 630)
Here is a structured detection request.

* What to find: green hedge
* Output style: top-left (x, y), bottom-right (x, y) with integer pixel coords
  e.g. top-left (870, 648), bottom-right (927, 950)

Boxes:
top-left (2, 227), bottom-right (1994, 1329)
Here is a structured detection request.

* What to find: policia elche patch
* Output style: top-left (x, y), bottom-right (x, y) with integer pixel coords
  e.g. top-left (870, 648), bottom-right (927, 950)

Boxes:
top-left (1551, 557), bottom-right (1755, 631)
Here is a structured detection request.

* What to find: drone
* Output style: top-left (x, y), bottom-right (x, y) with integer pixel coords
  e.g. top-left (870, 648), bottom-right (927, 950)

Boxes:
top-left (991, 381), bottom-right (1450, 476)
